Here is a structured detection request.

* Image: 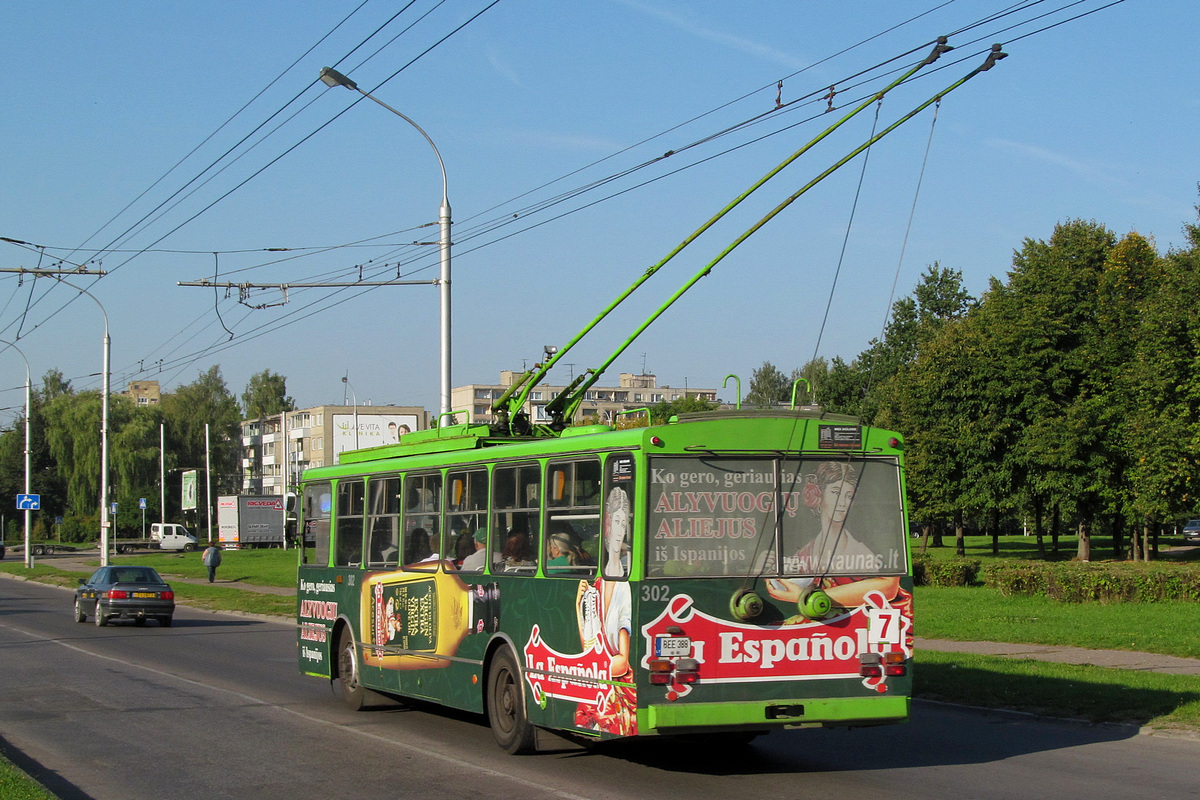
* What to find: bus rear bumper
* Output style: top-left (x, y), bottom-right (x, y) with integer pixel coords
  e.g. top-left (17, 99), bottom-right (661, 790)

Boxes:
top-left (642, 695), bottom-right (910, 733)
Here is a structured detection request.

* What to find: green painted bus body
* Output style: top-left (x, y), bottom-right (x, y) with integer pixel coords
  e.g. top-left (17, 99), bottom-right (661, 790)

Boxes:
top-left (297, 409), bottom-right (913, 742)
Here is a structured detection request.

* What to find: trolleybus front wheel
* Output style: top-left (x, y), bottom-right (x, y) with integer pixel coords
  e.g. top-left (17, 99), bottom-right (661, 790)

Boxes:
top-left (487, 648), bottom-right (537, 754)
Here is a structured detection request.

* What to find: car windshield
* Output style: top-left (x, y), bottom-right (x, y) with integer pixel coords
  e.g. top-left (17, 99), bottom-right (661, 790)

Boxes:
top-left (111, 568), bottom-right (164, 584)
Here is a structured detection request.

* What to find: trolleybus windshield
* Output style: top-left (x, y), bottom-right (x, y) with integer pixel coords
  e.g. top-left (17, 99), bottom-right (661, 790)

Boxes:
top-left (646, 456), bottom-right (905, 578)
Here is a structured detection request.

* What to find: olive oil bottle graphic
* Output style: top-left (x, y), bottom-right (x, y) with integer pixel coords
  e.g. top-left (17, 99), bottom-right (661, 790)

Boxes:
top-left (362, 567), bottom-right (500, 669)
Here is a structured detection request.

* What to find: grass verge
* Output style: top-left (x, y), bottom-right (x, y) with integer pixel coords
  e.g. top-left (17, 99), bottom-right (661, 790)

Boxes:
top-left (0, 561), bottom-right (296, 617)
top-left (915, 585), bottom-right (1200, 658)
top-left (916, 649), bottom-right (1200, 731)
top-left (0, 751), bottom-right (55, 800)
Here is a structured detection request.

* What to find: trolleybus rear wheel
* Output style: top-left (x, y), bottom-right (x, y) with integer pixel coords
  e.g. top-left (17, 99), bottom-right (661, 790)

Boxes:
top-left (337, 628), bottom-right (367, 711)
top-left (487, 648), bottom-right (536, 754)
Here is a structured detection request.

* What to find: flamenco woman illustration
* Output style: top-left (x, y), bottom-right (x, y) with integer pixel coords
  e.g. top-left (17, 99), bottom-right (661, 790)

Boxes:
top-left (573, 485), bottom-right (636, 735)
top-left (767, 461), bottom-right (911, 616)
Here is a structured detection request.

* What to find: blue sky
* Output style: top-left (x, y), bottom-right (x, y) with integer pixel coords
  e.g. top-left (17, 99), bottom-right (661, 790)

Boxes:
top-left (2, 0), bottom-right (1197, 424)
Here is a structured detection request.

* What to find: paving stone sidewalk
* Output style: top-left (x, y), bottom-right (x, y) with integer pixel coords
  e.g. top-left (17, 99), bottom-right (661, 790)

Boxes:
top-left (917, 637), bottom-right (1200, 676)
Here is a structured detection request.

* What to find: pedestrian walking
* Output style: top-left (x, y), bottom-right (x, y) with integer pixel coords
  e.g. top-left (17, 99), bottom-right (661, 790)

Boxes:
top-left (202, 542), bottom-right (222, 583)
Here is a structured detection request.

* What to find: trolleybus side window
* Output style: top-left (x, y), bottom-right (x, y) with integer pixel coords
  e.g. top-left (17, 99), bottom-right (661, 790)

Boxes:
top-left (366, 475), bottom-right (402, 569)
top-left (601, 453), bottom-right (636, 580)
top-left (404, 472), bottom-right (442, 570)
top-left (301, 481), bottom-right (332, 565)
top-left (446, 468), bottom-right (488, 571)
top-left (545, 458), bottom-right (601, 575)
top-left (491, 463), bottom-right (539, 573)
top-left (335, 479), bottom-right (366, 568)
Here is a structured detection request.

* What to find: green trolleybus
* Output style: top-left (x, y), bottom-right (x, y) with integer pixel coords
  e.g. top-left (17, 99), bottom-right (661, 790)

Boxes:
top-left (296, 409), bottom-right (912, 753)
top-left (287, 35), bottom-right (1005, 752)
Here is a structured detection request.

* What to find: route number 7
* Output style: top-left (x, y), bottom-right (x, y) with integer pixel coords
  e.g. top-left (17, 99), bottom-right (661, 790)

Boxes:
top-left (867, 607), bottom-right (901, 645)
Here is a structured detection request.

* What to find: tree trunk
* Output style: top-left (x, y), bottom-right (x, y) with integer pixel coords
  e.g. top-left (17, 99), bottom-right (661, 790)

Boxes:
top-left (932, 520), bottom-right (944, 549)
top-left (1132, 517), bottom-right (1143, 560)
top-left (1111, 514), bottom-right (1123, 560)
top-left (955, 509), bottom-right (965, 557)
top-left (1050, 504), bottom-right (1060, 556)
top-left (990, 508), bottom-right (1000, 557)
top-left (1034, 497), bottom-right (1046, 559)
top-left (1077, 519), bottom-right (1091, 562)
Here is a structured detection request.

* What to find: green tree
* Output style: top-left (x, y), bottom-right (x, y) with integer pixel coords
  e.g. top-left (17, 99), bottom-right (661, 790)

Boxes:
top-left (242, 369), bottom-right (295, 418)
top-left (745, 362), bottom-right (790, 407)
top-left (649, 395), bottom-right (718, 423)
top-left (161, 366), bottom-right (242, 511)
top-left (1127, 213), bottom-right (1200, 555)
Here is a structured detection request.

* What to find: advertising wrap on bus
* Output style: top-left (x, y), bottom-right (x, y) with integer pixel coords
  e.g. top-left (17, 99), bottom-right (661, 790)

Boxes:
top-left (295, 412), bottom-right (913, 753)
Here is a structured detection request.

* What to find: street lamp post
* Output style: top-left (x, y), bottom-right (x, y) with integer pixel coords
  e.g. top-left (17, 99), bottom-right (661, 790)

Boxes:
top-left (52, 279), bottom-right (112, 565)
top-left (1, 340), bottom-right (33, 569)
top-left (342, 375), bottom-right (359, 449)
top-left (319, 66), bottom-right (452, 425)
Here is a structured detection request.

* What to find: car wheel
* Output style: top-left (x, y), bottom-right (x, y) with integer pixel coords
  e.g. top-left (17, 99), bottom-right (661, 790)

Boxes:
top-left (183, 543), bottom-right (196, 553)
top-left (159, 616), bottom-right (173, 627)
top-left (487, 647), bottom-right (537, 754)
top-left (74, 598), bottom-right (86, 623)
top-left (95, 605), bottom-right (108, 627)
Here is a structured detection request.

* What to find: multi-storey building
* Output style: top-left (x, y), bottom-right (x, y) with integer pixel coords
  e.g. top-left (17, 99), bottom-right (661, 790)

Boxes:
top-left (124, 380), bottom-right (162, 407)
top-left (450, 372), bottom-right (718, 427)
top-left (240, 404), bottom-right (427, 495)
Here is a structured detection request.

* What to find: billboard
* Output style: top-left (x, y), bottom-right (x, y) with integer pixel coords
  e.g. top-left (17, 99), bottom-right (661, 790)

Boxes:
top-left (181, 470), bottom-right (198, 511)
top-left (333, 413), bottom-right (420, 455)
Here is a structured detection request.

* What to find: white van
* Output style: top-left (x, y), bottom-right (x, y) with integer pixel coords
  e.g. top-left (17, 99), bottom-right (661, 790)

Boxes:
top-left (150, 523), bottom-right (199, 552)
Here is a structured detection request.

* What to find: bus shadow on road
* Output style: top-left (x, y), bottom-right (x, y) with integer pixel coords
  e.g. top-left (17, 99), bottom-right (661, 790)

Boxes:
top-left (592, 700), bottom-right (1148, 774)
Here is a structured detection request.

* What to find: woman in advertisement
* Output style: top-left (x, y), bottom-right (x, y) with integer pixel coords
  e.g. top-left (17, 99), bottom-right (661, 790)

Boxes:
top-left (767, 461), bottom-right (911, 615)
top-left (573, 483), bottom-right (636, 735)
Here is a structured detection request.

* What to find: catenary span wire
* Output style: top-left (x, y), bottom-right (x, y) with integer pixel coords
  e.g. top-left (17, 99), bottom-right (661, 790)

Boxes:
top-left (447, 0), bottom-right (1054, 241)
top-left (79, 0), bottom-right (433, 267)
top-left (94, 0), bottom-right (504, 282)
top-left (0, 1), bottom-right (503, 384)
top-left (123, 1), bottom-right (1121, 382)
top-left (5, 0), bottom-right (1122, 393)
top-left (426, 0), bottom-right (1105, 258)
top-left (95, 1), bottom-right (455, 268)
top-left (63, 0), bottom-right (380, 263)
top-left (0, 0), bottom-right (456, 337)
top-left (90, 3), bottom-right (441, 267)
top-left (0, 0), bottom-right (1081, 291)
top-left (16, 2), bottom-right (1113, 398)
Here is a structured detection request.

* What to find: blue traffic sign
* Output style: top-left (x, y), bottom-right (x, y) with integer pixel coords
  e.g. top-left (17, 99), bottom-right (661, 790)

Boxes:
top-left (16, 494), bottom-right (40, 510)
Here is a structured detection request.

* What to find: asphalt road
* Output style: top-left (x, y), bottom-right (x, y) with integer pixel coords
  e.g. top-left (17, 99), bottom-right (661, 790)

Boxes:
top-left (1, 576), bottom-right (1196, 800)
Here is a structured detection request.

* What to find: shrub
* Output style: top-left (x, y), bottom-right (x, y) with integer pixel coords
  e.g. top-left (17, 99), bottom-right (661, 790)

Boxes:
top-left (58, 514), bottom-right (97, 544)
top-left (913, 555), bottom-right (980, 587)
top-left (981, 560), bottom-right (1200, 603)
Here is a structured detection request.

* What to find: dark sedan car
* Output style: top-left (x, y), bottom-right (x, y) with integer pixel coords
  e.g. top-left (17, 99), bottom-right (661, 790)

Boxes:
top-left (75, 566), bottom-right (175, 627)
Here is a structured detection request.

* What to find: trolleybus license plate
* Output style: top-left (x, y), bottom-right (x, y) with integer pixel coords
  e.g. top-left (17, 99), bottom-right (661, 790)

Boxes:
top-left (656, 635), bottom-right (691, 657)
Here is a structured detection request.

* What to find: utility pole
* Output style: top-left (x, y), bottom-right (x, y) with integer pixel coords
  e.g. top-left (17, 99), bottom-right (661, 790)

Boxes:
top-left (0, 264), bottom-right (112, 563)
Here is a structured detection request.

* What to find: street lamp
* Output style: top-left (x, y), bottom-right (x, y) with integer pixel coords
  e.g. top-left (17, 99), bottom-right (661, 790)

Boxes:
top-left (342, 375), bottom-right (359, 449)
top-left (52, 279), bottom-right (112, 566)
top-left (1, 340), bottom-right (33, 569)
top-left (319, 66), bottom-right (452, 426)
